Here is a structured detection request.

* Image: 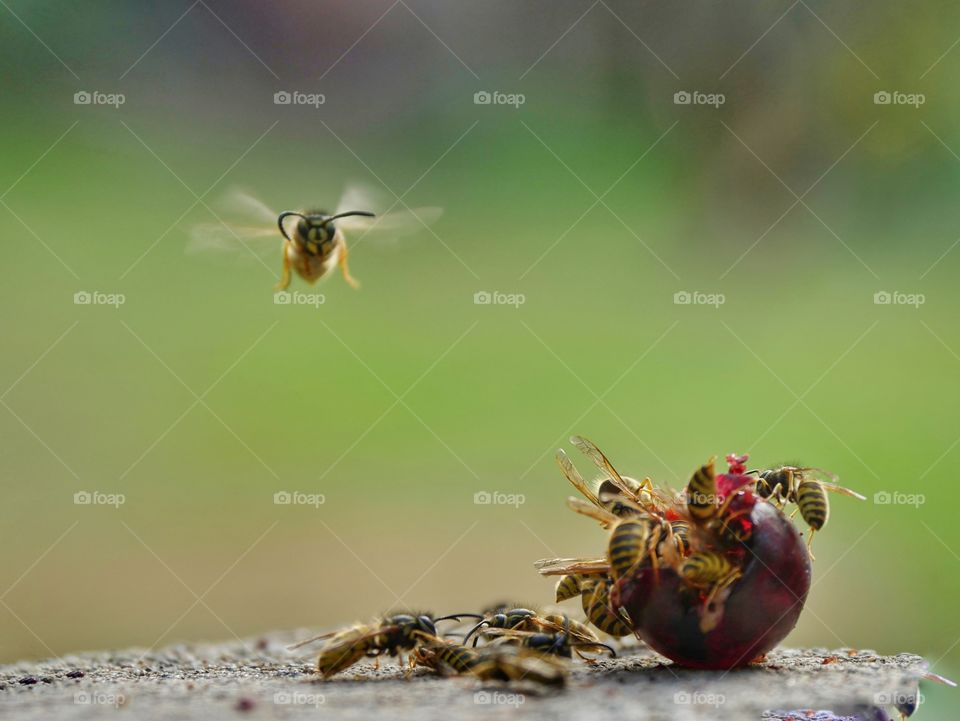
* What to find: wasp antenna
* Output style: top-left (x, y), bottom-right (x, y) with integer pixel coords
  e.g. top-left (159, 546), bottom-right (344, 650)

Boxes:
top-left (324, 210), bottom-right (376, 224)
top-left (277, 211), bottom-right (307, 241)
top-left (434, 613), bottom-right (484, 623)
top-left (462, 620), bottom-right (490, 647)
top-left (572, 641), bottom-right (617, 657)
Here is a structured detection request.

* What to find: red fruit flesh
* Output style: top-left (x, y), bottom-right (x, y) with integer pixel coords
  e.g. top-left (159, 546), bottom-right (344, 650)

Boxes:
top-left (613, 499), bottom-right (811, 669)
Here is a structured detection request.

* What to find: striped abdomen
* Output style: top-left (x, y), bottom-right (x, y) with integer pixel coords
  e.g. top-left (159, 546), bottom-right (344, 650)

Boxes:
top-left (686, 459), bottom-right (717, 523)
top-left (432, 644), bottom-right (479, 673)
top-left (796, 479), bottom-right (829, 530)
top-left (581, 578), bottom-right (631, 637)
top-left (555, 574), bottom-right (583, 603)
top-left (678, 551), bottom-right (737, 589)
top-left (607, 519), bottom-right (653, 579)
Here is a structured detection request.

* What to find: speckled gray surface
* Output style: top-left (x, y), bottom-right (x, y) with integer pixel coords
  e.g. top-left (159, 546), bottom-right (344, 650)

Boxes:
top-left (0, 631), bottom-right (932, 721)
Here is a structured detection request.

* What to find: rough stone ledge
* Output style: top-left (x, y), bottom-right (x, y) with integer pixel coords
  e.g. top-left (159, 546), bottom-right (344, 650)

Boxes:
top-left (0, 631), bottom-right (933, 721)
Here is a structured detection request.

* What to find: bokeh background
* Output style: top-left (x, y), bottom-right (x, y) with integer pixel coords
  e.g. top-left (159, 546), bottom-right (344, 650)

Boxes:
top-left (1, 0), bottom-right (958, 711)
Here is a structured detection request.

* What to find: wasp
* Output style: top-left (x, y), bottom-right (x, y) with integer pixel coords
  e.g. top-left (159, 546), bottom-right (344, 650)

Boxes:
top-left (289, 612), bottom-right (464, 678)
top-left (678, 551), bottom-right (742, 633)
top-left (189, 185), bottom-right (441, 290)
top-left (555, 438), bottom-right (670, 528)
top-left (685, 458), bottom-right (718, 524)
top-left (462, 608), bottom-right (597, 647)
top-left (580, 575), bottom-right (633, 637)
top-left (752, 465), bottom-right (865, 550)
top-left (416, 643), bottom-right (568, 686)
top-left (607, 518), bottom-right (662, 580)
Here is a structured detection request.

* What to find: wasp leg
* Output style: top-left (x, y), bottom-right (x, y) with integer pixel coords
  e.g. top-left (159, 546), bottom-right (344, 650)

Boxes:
top-left (276, 245), bottom-right (292, 290)
top-left (806, 530), bottom-right (817, 561)
top-left (338, 238), bottom-right (360, 289)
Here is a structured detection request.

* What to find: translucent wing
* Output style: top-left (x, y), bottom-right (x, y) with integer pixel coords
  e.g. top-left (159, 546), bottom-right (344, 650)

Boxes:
top-left (570, 436), bottom-right (636, 500)
top-left (533, 557), bottom-right (610, 576)
top-left (335, 182), bottom-right (442, 238)
top-left (565, 496), bottom-right (619, 528)
top-left (222, 188), bottom-right (277, 223)
top-left (187, 188), bottom-right (281, 256)
top-left (820, 481), bottom-right (866, 500)
top-left (555, 449), bottom-right (601, 507)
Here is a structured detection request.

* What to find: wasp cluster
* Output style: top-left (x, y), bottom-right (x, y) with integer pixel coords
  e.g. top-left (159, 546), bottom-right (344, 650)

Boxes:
top-left (537, 437), bottom-right (863, 639)
top-left (292, 438), bottom-right (861, 683)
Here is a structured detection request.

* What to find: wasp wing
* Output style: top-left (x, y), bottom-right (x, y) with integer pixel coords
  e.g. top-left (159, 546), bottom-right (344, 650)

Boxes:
top-left (187, 189), bottom-right (281, 256)
top-left (533, 557), bottom-right (610, 576)
top-left (335, 181), bottom-right (442, 239)
top-left (569, 436), bottom-right (636, 500)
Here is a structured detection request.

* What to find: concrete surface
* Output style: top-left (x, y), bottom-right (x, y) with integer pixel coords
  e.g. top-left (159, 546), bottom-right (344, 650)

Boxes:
top-left (0, 630), bottom-right (933, 721)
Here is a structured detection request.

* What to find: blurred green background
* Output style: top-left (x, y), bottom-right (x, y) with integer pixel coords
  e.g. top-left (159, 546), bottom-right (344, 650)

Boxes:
top-left (1, 0), bottom-right (959, 710)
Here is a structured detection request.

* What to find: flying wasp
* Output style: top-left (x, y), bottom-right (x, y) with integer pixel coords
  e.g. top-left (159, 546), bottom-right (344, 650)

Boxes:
top-left (189, 185), bottom-right (441, 290)
top-left (751, 465), bottom-right (865, 550)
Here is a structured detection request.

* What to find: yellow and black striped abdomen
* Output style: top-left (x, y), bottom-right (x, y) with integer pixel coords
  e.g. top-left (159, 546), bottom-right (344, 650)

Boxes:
top-left (581, 578), bottom-right (631, 637)
top-left (796, 479), bottom-right (829, 530)
top-left (678, 551), bottom-right (736, 588)
top-left (433, 644), bottom-right (478, 673)
top-left (686, 459), bottom-right (717, 523)
top-left (555, 574), bottom-right (583, 603)
top-left (670, 520), bottom-right (691, 555)
top-left (607, 519), bottom-right (652, 579)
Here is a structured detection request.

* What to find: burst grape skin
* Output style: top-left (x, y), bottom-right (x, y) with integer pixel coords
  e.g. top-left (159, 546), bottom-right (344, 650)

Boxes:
top-left (613, 496), bottom-right (812, 669)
